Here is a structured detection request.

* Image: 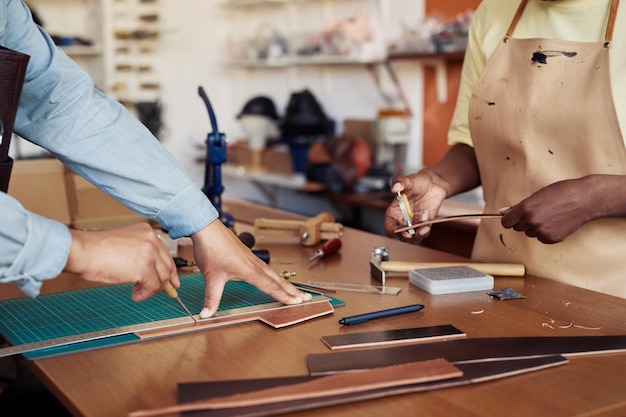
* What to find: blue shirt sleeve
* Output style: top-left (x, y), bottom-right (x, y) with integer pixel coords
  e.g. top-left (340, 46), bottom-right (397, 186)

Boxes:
top-left (0, 0), bottom-right (218, 296)
top-left (0, 193), bottom-right (71, 296)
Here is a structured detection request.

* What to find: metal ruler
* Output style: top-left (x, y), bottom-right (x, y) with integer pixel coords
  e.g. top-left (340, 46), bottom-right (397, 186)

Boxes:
top-left (0, 298), bottom-right (327, 358)
top-left (306, 281), bottom-right (402, 295)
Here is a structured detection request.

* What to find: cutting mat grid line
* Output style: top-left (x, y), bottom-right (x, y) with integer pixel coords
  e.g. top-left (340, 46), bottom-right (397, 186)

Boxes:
top-left (0, 274), bottom-right (284, 347)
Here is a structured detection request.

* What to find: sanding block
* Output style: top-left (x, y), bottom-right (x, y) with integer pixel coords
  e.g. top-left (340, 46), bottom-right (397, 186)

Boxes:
top-left (409, 265), bottom-right (494, 295)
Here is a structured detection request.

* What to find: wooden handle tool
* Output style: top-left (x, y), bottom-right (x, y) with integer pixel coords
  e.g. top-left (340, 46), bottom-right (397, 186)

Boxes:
top-left (381, 261), bottom-right (525, 277)
top-left (163, 283), bottom-right (197, 323)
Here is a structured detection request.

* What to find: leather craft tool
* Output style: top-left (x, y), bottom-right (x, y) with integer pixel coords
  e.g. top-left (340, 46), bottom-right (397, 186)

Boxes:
top-left (163, 283), bottom-right (196, 323)
top-left (308, 238), bottom-right (342, 263)
top-left (253, 212), bottom-right (343, 246)
top-left (198, 86), bottom-right (234, 227)
top-left (396, 191), bottom-right (415, 235)
top-left (280, 271), bottom-right (337, 294)
top-left (339, 304), bottom-right (424, 325)
top-left (369, 246), bottom-right (525, 285)
top-left (304, 281), bottom-right (401, 295)
top-left (394, 213), bottom-right (503, 234)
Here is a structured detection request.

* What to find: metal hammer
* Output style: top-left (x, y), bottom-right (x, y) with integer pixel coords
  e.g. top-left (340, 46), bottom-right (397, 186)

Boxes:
top-left (370, 246), bottom-right (525, 286)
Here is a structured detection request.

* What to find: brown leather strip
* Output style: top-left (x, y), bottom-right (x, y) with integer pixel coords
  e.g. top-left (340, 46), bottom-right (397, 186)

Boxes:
top-left (174, 356), bottom-right (568, 417)
top-left (135, 299), bottom-right (334, 340)
top-left (394, 213), bottom-right (503, 234)
top-left (128, 359), bottom-right (462, 417)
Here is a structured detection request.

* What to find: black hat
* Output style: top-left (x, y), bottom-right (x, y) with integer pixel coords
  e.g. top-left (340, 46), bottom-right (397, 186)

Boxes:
top-left (237, 96), bottom-right (279, 120)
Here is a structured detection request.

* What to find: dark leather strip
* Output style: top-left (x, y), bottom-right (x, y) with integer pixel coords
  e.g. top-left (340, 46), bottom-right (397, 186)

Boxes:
top-left (306, 335), bottom-right (626, 375)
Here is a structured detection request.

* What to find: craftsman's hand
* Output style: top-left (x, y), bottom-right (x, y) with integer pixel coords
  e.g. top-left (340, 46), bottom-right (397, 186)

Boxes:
top-left (500, 175), bottom-right (626, 244)
top-left (191, 220), bottom-right (312, 319)
top-left (65, 223), bottom-right (179, 302)
top-left (384, 172), bottom-right (447, 243)
top-left (385, 144), bottom-right (481, 243)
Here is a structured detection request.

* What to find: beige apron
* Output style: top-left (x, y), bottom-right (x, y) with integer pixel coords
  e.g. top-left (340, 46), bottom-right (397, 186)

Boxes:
top-left (468, 0), bottom-right (626, 297)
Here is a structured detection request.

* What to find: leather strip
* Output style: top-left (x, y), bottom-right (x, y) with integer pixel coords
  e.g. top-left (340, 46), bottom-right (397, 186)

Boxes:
top-left (170, 356), bottom-right (567, 417)
top-left (135, 299), bottom-right (334, 340)
top-left (394, 213), bottom-right (502, 234)
top-left (306, 335), bottom-right (626, 376)
top-left (129, 359), bottom-right (463, 416)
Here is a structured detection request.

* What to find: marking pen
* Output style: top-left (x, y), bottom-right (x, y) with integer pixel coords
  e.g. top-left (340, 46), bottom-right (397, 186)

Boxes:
top-left (338, 304), bottom-right (425, 326)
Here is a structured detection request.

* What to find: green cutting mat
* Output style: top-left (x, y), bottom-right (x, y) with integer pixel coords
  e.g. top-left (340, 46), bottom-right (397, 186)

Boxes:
top-left (0, 273), bottom-right (343, 360)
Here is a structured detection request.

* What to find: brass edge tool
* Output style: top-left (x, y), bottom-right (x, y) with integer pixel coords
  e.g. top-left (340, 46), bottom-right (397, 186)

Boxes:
top-left (164, 283), bottom-right (197, 323)
top-left (396, 192), bottom-right (415, 236)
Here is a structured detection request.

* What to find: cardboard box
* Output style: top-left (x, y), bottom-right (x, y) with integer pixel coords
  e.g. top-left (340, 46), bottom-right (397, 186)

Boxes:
top-left (7, 158), bottom-right (74, 225)
top-left (228, 141), bottom-right (294, 175)
top-left (8, 158), bottom-right (146, 230)
top-left (70, 175), bottom-right (147, 230)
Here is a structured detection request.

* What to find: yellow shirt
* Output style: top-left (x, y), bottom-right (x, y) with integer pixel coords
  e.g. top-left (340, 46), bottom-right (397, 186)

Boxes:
top-left (449, 0), bottom-right (626, 146)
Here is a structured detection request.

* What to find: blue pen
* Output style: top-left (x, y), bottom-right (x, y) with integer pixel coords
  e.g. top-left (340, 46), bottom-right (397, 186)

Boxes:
top-left (338, 304), bottom-right (425, 325)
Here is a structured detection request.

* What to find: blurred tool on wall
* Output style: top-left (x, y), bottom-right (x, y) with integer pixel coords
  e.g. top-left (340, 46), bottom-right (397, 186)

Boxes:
top-left (237, 96), bottom-right (281, 171)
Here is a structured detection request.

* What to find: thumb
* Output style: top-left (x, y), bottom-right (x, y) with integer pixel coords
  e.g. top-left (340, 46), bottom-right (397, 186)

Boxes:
top-left (199, 277), bottom-right (226, 319)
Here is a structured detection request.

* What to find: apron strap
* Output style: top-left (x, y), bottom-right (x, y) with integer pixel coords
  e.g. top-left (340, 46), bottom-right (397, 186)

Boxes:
top-left (0, 46), bottom-right (30, 193)
top-left (605, 0), bottom-right (620, 43)
top-left (506, 0), bottom-right (619, 43)
top-left (506, 0), bottom-right (528, 38)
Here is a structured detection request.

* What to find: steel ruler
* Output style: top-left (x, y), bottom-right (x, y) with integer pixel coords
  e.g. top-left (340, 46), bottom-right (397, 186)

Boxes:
top-left (306, 281), bottom-right (402, 295)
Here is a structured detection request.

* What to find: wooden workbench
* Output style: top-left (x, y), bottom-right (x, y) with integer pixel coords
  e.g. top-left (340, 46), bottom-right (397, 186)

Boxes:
top-left (2, 198), bottom-right (626, 417)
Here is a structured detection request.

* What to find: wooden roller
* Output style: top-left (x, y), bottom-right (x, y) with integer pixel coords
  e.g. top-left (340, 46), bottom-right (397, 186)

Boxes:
top-left (381, 261), bottom-right (525, 277)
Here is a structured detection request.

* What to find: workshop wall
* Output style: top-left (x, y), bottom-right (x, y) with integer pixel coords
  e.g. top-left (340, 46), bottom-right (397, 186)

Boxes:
top-left (156, 0), bottom-right (428, 184)
top-left (18, 0), bottom-right (482, 219)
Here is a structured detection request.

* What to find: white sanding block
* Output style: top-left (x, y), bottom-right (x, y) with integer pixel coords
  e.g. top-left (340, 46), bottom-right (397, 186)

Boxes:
top-left (409, 265), bottom-right (494, 295)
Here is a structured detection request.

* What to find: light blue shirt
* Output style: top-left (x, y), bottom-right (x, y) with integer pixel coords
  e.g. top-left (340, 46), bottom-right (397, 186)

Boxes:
top-left (0, 0), bottom-right (218, 296)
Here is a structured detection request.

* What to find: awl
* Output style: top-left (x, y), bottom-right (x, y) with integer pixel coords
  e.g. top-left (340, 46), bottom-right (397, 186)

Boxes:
top-left (309, 238), bottom-right (342, 263)
top-left (164, 282), bottom-right (197, 323)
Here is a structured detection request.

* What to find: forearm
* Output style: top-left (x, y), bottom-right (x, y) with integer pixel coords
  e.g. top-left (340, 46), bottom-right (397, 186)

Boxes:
top-left (582, 174), bottom-right (626, 221)
top-left (420, 143), bottom-right (481, 198)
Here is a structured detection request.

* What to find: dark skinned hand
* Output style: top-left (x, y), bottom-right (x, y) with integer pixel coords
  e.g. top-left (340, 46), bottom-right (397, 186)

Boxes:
top-left (384, 172), bottom-right (448, 243)
top-left (500, 176), bottom-right (613, 244)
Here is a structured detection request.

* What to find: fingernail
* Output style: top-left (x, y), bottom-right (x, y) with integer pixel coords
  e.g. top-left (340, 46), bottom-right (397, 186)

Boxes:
top-left (499, 206), bottom-right (511, 213)
top-left (301, 292), bottom-right (312, 301)
top-left (419, 226), bottom-right (431, 237)
top-left (420, 211), bottom-right (429, 222)
top-left (199, 308), bottom-right (211, 319)
top-left (391, 183), bottom-right (402, 193)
